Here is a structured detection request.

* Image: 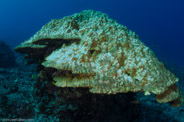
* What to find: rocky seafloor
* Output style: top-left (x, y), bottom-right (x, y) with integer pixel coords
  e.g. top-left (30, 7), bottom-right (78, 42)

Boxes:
top-left (0, 45), bottom-right (184, 122)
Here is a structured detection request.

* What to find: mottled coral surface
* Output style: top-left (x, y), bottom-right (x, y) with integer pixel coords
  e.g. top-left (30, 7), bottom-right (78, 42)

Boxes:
top-left (15, 10), bottom-right (182, 106)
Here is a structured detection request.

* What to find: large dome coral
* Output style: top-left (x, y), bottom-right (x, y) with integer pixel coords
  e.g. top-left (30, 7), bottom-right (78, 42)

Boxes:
top-left (15, 10), bottom-right (182, 107)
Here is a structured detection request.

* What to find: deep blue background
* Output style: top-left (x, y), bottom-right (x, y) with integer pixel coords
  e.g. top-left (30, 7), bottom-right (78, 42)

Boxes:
top-left (0, 0), bottom-right (184, 66)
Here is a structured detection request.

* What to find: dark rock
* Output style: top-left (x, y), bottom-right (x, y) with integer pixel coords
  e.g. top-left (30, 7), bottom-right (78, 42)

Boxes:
top-left (0, 68), bottom-right (7, 74)
top-left (0, 96), bottom-right (8, 106)
top-left (0, 40), bottom-right (17, 68)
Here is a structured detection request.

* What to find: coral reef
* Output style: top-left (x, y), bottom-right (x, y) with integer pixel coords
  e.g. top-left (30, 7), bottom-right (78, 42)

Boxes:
top-left (15, 10), bottom-right (182, 106)
top-left (0, 55), bottom-right (36, 119)
top-left (1, 54), bottom-right (184, 121)
top-left (0, 40), bottom-right (16, 68)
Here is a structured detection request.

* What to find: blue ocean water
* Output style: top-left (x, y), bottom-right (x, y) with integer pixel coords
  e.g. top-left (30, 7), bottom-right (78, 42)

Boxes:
top-left (0, 0), bottom-right (184, 66)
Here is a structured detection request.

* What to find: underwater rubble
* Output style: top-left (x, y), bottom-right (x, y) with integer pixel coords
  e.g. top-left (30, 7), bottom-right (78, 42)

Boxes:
top-left (0, 54), bottom-right (36, 119)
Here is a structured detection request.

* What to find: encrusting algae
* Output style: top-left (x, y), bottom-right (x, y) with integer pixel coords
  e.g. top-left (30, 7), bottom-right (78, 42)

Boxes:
top-left (15, 10), bottom-right (183, 107)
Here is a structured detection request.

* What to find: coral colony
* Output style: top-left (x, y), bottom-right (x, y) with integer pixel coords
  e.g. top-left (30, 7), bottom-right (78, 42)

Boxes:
top-left (15, 10), bottom-right (183, 107)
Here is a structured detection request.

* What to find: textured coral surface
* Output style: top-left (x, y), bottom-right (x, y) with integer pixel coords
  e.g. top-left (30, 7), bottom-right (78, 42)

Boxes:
top-left (15, 10), bottom-right (182, 106)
